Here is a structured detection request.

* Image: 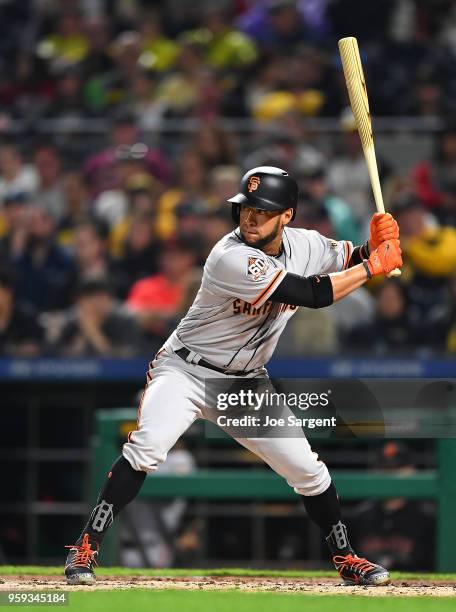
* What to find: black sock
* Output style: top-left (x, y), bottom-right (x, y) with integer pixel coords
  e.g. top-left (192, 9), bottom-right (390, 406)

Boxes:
top-left (78, 456), bottom-right (146, 545)
top-left (301, 482), bottom-right (341, 532)
top-left (301, 482), bottom-right (353, 556)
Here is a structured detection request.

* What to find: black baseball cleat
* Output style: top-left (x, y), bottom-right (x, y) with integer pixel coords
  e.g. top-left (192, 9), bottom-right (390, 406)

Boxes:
top-left (64, 533), bottom-right (99, 585)
top-left (326, 521), bottom-right (390, 586)
top-left (332, 553), bottom-right (391, 586)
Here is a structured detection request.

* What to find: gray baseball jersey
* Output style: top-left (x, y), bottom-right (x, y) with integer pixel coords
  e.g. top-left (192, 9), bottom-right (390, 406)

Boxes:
top-left (164, 227), bottom-right (353, 372)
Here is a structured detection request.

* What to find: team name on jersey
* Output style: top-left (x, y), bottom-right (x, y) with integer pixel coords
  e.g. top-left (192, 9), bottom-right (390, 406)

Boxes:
top-left (233, 298), bottom-right (273, 316)
top-left (232, 299), bottom-right (298, 316)
top-left (277, 303), bottom-right (298, 314)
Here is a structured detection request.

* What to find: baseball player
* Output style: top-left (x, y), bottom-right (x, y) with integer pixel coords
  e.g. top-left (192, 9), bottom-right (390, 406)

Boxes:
top-left (64, 166), bottom-right (402, 585)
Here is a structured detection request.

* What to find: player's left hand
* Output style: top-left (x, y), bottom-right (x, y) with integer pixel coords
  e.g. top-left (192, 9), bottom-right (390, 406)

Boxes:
top-left (369, 213), bottom-right (399, 250)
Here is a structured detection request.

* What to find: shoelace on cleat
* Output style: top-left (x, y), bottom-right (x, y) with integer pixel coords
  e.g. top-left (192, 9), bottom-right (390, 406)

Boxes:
top-left (65, 533), bottom-right (98, 569)
top-left (333, 554), bottom-right (377, 580)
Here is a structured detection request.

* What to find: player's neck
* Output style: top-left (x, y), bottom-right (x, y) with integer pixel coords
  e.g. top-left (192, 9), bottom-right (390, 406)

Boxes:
top-left (262, 236), bottom-right (283, 257)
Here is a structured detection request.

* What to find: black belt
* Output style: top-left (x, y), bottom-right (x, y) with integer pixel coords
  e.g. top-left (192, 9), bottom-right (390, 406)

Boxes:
top-left (174, 347), bottom-right (250, 376)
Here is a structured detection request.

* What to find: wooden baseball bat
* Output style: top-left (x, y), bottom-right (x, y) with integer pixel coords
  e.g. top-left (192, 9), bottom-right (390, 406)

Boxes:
top-left (338, 36), bottom-right (401, 277)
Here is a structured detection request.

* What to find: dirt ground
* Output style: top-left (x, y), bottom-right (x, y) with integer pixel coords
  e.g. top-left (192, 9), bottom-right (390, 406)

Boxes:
top-left (1, 575), bottom-right (456, 597)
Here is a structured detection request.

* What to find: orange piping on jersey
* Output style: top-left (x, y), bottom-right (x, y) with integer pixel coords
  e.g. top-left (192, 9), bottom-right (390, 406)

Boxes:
top-left (251, 269), bottom-right (285, 307)
top-left (346, 241), bottom-right (353, 269)
top-left (128, 386), bottom-right (146, 443)
top-left (130, 347), bottom-right (167, 437)
top-left (342, 240), bottom-right (348, 270)
top-left (343, 241), bottom-right (353, 270)
top-left (127, 358), bottom-right (157, 443)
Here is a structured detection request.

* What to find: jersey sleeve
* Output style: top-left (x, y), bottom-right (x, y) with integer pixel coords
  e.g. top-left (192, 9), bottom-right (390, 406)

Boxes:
top-left (310, 231), bottom-right (354, 274)
top-left (209, 248), bottom-right (287, 309)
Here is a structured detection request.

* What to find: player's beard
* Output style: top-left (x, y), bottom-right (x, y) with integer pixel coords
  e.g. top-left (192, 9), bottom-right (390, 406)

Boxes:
top-left (240, 217), bottom-right (283, 252)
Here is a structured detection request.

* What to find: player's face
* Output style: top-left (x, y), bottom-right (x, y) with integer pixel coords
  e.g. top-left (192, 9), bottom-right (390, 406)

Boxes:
top-left (239, 205), bottom-right (292, 251)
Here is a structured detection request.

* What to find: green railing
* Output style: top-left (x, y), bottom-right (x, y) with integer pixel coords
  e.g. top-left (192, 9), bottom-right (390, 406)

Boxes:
top-left (91, 409), bottom-right (456, 571)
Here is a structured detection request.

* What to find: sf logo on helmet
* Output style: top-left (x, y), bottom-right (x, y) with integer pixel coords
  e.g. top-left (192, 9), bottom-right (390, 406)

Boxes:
top-left (248, 176), bottom-right (261, 192)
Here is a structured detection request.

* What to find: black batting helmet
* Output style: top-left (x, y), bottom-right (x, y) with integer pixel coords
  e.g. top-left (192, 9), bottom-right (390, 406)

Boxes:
top-left (227, 166), bottom-right (299, 223)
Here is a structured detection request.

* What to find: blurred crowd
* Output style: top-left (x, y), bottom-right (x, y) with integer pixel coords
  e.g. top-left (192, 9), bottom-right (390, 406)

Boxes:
top-left (0, 0), bottom-right (455, 358)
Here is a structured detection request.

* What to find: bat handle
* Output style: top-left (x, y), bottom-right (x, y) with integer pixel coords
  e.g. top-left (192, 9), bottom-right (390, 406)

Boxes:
top-left (368, 151), bottom-right (402, 278)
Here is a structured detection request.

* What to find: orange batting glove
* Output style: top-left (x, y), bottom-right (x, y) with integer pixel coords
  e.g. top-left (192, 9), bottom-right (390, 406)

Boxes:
top-left (369, 212), bottom-right (399, 250)
top-left (365, 239), bottom-right (402, 277)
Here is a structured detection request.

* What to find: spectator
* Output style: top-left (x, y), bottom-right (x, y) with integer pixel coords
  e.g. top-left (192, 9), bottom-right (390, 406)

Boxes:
top-left (0, 192), bottom-right (31, 259)
top-left (0, 267), bottom-right (43, 357)
top-left (93, 156), bottom-right (153, 228)
top-left (80, 16), bottom-right (114, 84)
top-left (250, 47), bottom-right (329, 120)
top-left (72, 219), bottom-right (113, 286)
top-left (87, 26), bottom-right (170, 114)
top-left (156, 151), bottom-right (210, 240)
top-left (127, 70), bottom-right (165, 132)
top-left (198, 206), bottom-right (234, 260)
top-left (57, 172), bottom-right (91, 247)
top-left (138, 12), bottom-right (179, 72)
top-left (190, 122), bottom-right (237, 169)
top-left (127, 240), bottom-right (198, 350)
top-left (327, 109), bottom-right (392, 230)
top-left (32, 144), bottom-right (65, 220)
top-left (393, 195), bottom-right (456, 315)
top-left (346, 279), bottom-right (421, 354)
top-left (275, 306), bottom-right (338, 356)
top-left (42, 68), bottom-right (93, 121)
top-left (0, 145), bottom-right (38, 201)
top-left (156, 42), bottom-right (207, 118)
top-left (113, 214), bottom-right (162, 299)
top-left (327, 286), bottom-right (375, 342)
top-left (295, 200), bottom-right (334, 238)
top-left (405, 73), bottom-right (446, 118)
top-left (239, 0), bottom-right (321, 53)
top-left (181, 6), bottom-right (257, 71)
top-left (0, 50), bottom-right (53, 120)
top-left (157, 36), bottom-right (239, 119)
top-left (426, 274), bottom-right (456, 354)
top-left (188, 67), bottom-right (228, 120)
top-left (84, 30), bottom-right (141, 113)
top-left (295, 164), bottom-right (361, 244)
top-left (36, 10), bottom-right (89, 73)
top-left (208, 165), bottom-right (241, 207)
top-left (396, 196), bottom-right (456, 277)
top-left (109, 174), bottom-right (162, 258)
top-left (0, 2), bottom-right (34, 77)
top-left (296, 210), bottom-right (374, 341)
top-left (9, 204), bottom-right (74, 311)
top-left (244, 57), bottom-right (285, 117)
top-left (412, 127), bottom-right (456, 225)
top-left (84, 109), bottom-right (169, 196)
top-left (51, 276), bottom-right (142, 357)
top-left (348, 441), bottom-right (435, 571)
top-left (170, 200), bottom-right (208, 265)
top-left (244, 110), bottom-right (325, 174)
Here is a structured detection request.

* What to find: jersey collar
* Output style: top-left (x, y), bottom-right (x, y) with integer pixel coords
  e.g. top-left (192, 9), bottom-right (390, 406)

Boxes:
top-left (282, 228), bottom-right (292, 258)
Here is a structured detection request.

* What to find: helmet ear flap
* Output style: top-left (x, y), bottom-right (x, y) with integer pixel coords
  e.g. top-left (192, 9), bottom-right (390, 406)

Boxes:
top-left (232, 203), bottom-right (241, 224)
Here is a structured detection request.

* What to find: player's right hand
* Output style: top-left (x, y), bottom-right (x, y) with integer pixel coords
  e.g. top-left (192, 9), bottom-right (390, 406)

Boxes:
top-left (366, 239), bottom-right (402, 277)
